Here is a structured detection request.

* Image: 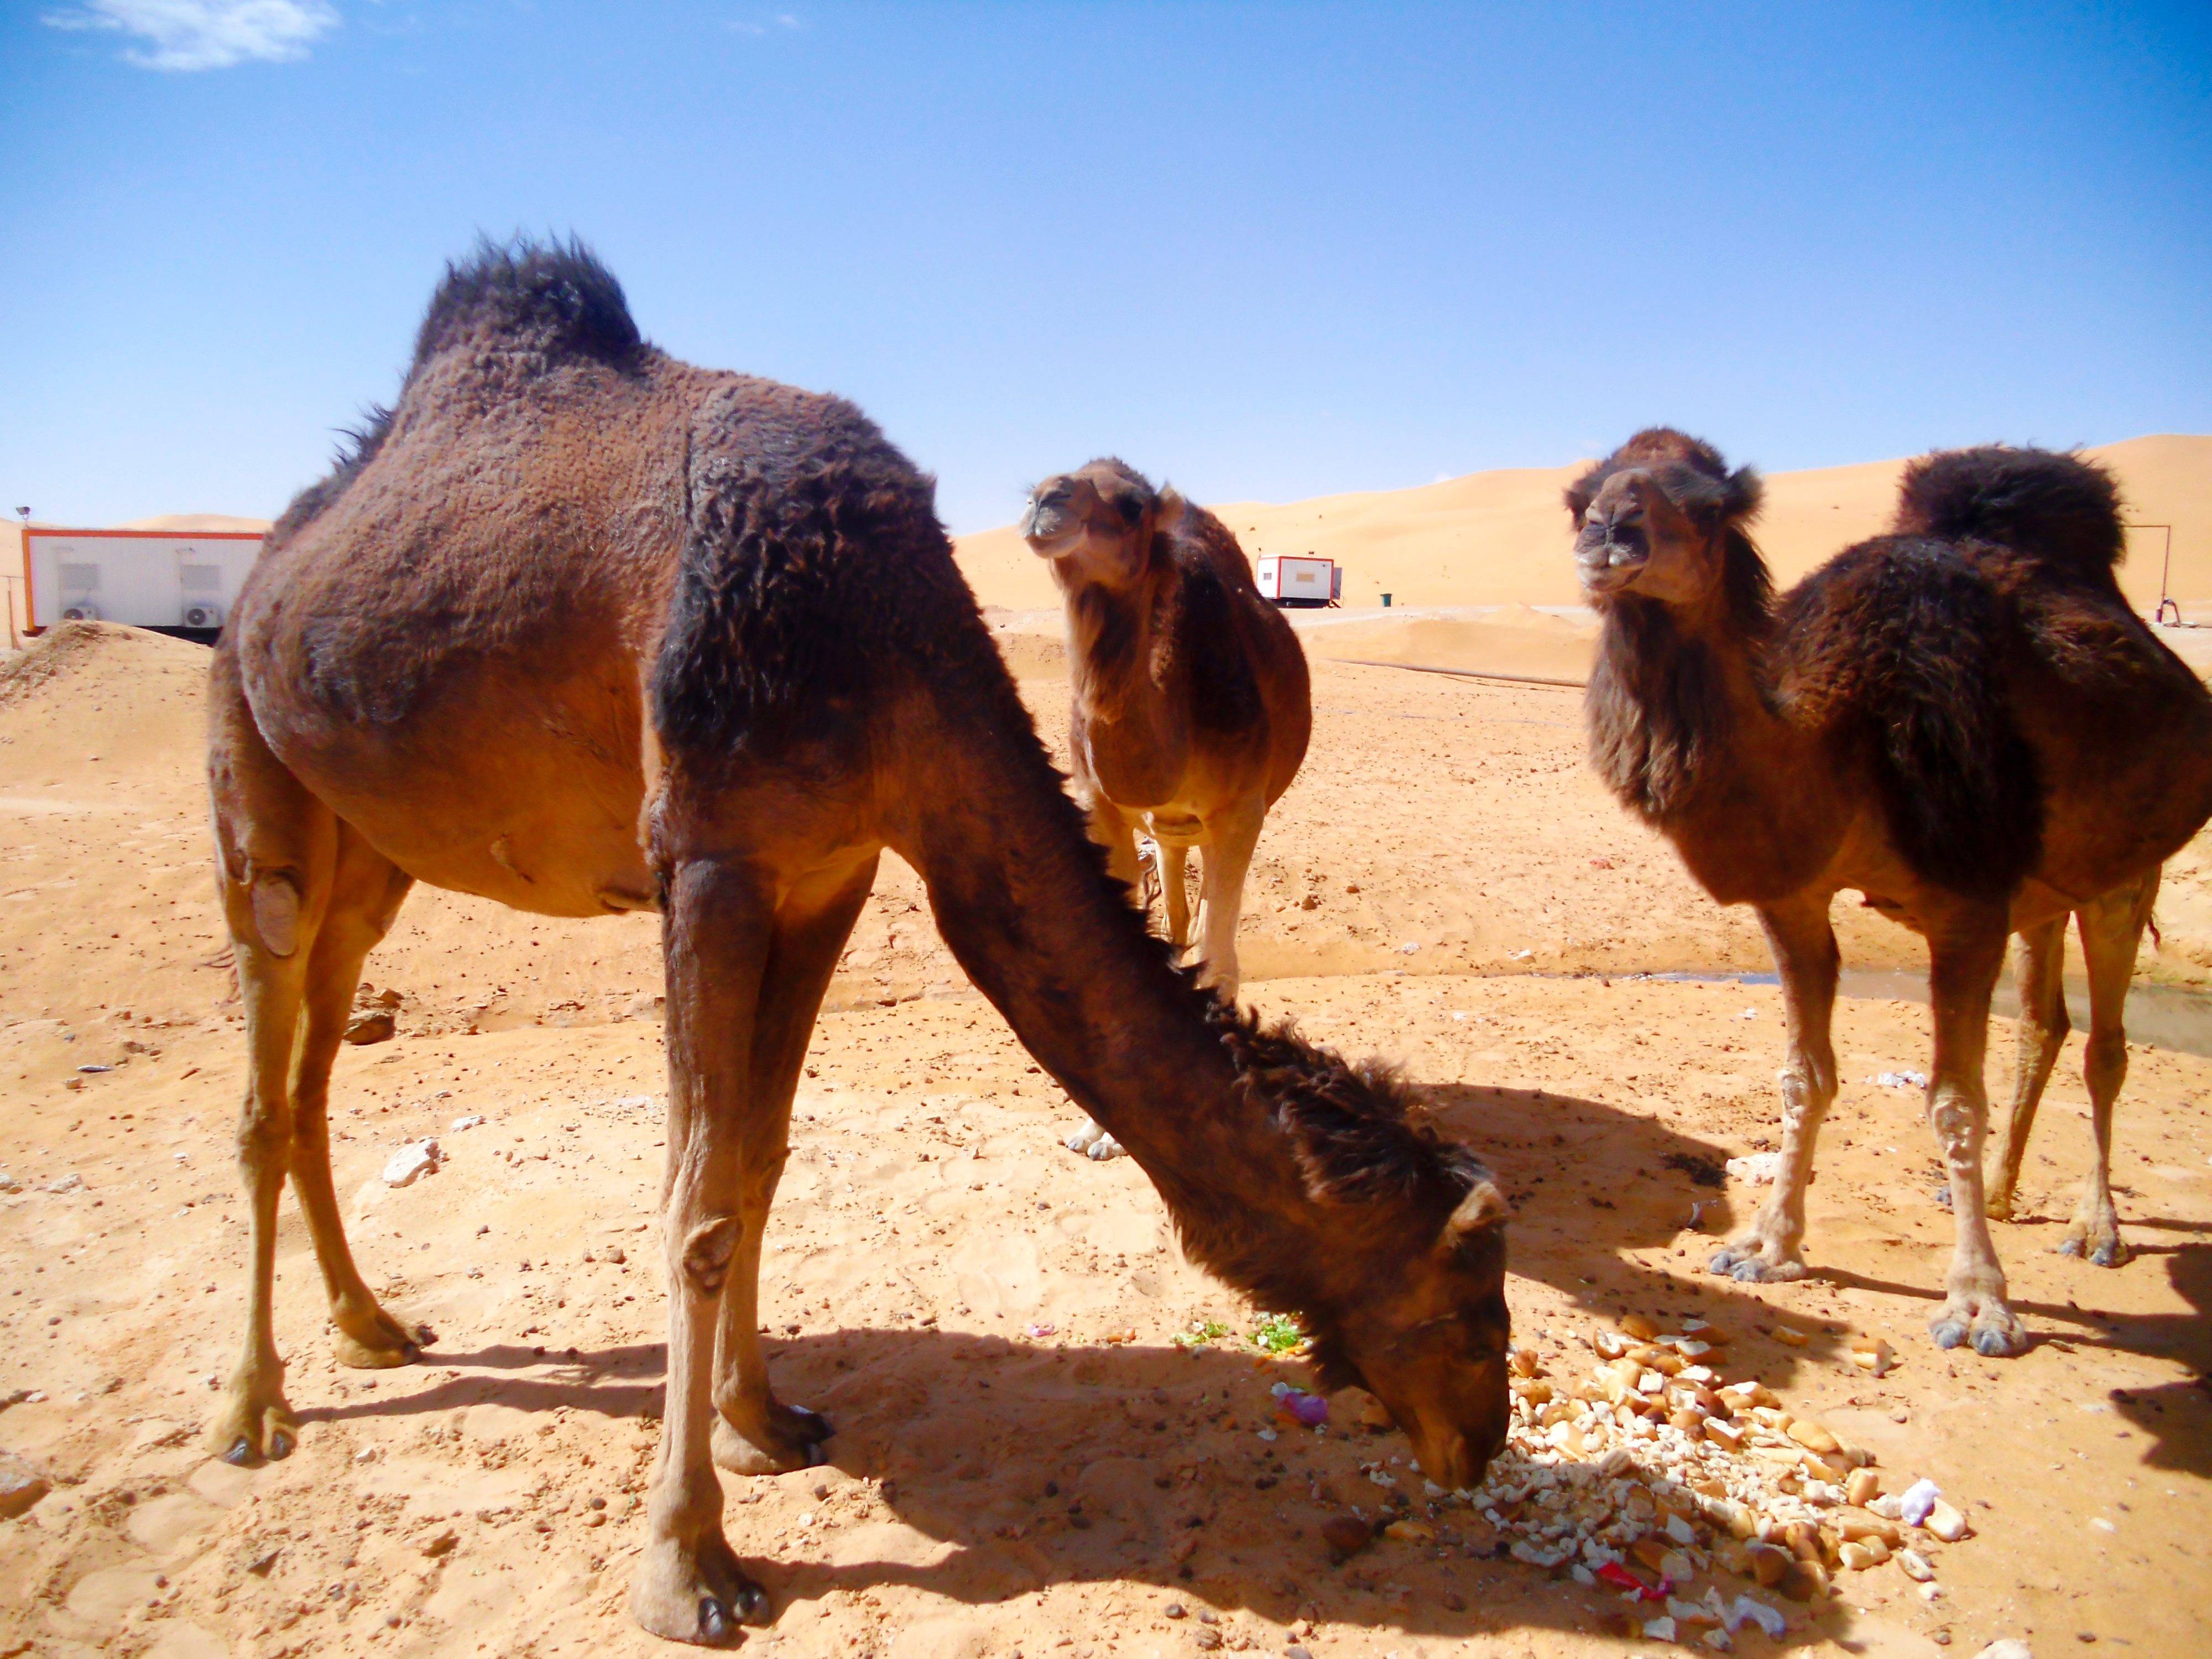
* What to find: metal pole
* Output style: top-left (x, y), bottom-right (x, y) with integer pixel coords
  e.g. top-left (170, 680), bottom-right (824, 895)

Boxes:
top-left (2127, 522), bottom-right (2176, 624)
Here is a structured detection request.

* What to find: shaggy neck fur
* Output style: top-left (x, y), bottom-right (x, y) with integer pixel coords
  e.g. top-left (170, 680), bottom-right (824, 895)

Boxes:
top-left (1586, 531), bottom-right (1778, 825)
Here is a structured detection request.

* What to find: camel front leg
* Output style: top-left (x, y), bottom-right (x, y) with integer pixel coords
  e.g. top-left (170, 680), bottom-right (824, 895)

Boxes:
top-left (2061, 873), bottom-right (2157, 1267)
top-left (1710, 894), bottom-right (1838, 1284)
top-left (1986, 916), bottom-right (2068, 1222)
top-left (1194, 799), bottom-right (1265, 1000)
top-left (632, 855), bottom-right (776, 1644)
top-left (711, 851), bottom-right (878, 1476)
top-left (1924, 910), bottom-right (2025, 1356)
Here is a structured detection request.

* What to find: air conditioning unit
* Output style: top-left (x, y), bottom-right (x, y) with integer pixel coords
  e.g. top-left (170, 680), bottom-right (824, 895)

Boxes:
top-left (182, 602), bottom-right (226, 629)
top-left (61, 602), bottom-right (102, 622)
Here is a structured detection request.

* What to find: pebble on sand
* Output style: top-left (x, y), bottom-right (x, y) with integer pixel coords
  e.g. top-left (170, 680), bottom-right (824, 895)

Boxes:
top-left (0, 1451), bottom-right (51, 1519)
top-left (382, 1140), bottom-right (442, 1187)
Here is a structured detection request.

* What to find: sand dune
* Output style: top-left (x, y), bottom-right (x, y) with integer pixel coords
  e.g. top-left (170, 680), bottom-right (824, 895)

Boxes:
top-left (956, 434), bottom-right (2212, 619)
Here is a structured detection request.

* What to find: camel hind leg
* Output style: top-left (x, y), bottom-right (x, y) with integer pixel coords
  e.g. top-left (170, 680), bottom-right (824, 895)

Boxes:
top-left (290, 823), bottom-right (423, 1366)
top-left (206, 665), bottom-right (337, 1462)
top-left (2062, 872), bottom-right (2158, 1267)
top-left (1986, 916), bottom-right (2069, 1221)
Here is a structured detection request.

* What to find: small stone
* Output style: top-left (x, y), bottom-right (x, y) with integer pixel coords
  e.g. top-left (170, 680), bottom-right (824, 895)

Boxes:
top-left (0, 1451), bottom-right (51, 1519)
top-left (1321, 1514), bottom-right (1374, 1558)
top-left (1898, 1548), bottom-right (1936, 1582)
top-left (1845, 1467), bottom-right (1881, 1506)
top-left (344, 1011), bottom-right (397, 1045)
top-left (1900, 1479), bottom-right (1941, 1525)
top-left (606, 1246), bottom-right (625, 1265)
top-left (47, 1173), bottom-right (83, 1193)
top-left (1163, 1603), bottom-right (1186, 1619)
top-left (247, 1548), bottom-right (279, 1577)
top-left (382, 1140), bottom-right (441, 1187)
top-left (1972, 1644), bottom-right (2033, 1659)
top-left (450, 1115), bottom-right (484, 1131)
top-left (1509, 1347), bottom-right (1540, 1378)
top-left (421, 1529), bottom-right (457, 1558)
top-left (1192, 1631), bottom-right (1222, 1652)
top-left (1621, 1314), bottom-right (1661, 1340)
top-left (1772, 1325), bottom-right (1811, 1347)
top-left (1643, 1616), bottom-right (1678, 1643)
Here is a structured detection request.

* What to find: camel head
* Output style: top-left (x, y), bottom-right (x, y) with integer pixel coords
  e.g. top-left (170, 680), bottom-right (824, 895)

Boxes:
top-left (1211, 1009), bottom-right (1512, 1490)
top-left (1021, 458), bottom-right (1183, 592)
top-left (1316, 1177), bottom-right (1514, 1490)
top-left (1567, 428), bottom-right (1764, 611)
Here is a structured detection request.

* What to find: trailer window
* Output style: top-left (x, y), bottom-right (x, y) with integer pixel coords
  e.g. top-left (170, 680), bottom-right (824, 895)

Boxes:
top-left (59, 562), bottom-right (101, 593)
top-left (181, 564), bottom-right (221, 592)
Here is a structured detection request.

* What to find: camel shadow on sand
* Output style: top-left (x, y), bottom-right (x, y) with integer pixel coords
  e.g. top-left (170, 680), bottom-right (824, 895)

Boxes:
top-left (287, 1079), bottom-right (1933, 1645)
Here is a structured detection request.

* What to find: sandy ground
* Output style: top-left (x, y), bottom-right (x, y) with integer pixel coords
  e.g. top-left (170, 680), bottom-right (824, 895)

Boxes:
top-left (3, 623), bottom-right (2211, 1659)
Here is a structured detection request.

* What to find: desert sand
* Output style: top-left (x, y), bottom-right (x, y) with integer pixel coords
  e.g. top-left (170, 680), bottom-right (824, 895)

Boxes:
top-left (2, 616), bottom-right (2210, 1659)
top-left (954, 435), bottom-right (2212, 620)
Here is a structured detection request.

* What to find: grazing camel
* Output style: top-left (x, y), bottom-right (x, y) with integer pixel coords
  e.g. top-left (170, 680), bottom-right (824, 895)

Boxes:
top-left (1566, 429), bottom-right (2212, 1357)
top-left (1021, 459), bottom-right (1311, 1000)
top-left (208, 241), bottom-right (1510, 1645)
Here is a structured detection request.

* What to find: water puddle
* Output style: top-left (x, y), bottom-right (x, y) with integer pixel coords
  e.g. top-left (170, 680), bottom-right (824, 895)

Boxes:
top-left (1606, 968), bottom-right (2212, 1061)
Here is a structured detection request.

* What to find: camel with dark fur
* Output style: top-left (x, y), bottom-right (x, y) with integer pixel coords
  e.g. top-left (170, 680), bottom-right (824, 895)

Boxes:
top-left (206, 241), bottom-right (1509, 1647)
top-left (1022, 459), bottom-right (1311, 1001)
top-left (1566, 429), bottom-right (2212, 1357)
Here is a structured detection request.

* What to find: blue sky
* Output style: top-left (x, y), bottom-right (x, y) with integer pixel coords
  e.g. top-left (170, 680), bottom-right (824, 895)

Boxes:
top-left (4, 2), bottom-right (2208, 534)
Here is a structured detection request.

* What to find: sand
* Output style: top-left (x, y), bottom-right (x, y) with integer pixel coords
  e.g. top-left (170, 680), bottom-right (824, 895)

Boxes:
top-left (954, 435), bottom-right (2212, 620)
top-left (2, 622), bottom-right (2210, 1659)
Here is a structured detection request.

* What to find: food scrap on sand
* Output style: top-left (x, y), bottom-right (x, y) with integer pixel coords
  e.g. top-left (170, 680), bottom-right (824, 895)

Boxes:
top-left (1332, 1315), bottom-right (1981, 1643)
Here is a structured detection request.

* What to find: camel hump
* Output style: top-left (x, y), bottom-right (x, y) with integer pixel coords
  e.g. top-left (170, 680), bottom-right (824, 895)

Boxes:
top-left (410, 235), bottom-right (643, 374)
top-left (1893, 446), bottom-right (2124, 582)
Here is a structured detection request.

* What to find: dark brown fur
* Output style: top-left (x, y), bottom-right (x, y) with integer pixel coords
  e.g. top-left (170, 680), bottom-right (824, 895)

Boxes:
top-left (208, 241), bottom-right (1507, 1644)
top-left (1566, 427), bottom-right (2212, 1356)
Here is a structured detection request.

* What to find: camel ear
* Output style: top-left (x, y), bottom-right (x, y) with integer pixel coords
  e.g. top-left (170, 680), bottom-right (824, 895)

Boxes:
top-left (1152, 486), bottom-right (1187, 535)
top-left (1446, 1180), bottom-right (1509, 1242)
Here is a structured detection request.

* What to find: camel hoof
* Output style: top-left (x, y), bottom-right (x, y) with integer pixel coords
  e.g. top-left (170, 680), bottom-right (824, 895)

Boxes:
top-left (630, 1534), bottom-right (762, 1646)
top-left (2089, 1240), bottom-right (2127, 1269)
top-left (1973, 1326), bottom-right (2022, 1358)
top-left (2057, 1237), bottom-right (2083, 1258)
top-left (1064, 1118), bottom-right (1125, 1161)
top-left (711, 1403), bottom-right (833, 1476)
top-left (1931, 1319), bottom-right (1968, 1350)
top-left (222, 1438), bottom-right (253, 1467)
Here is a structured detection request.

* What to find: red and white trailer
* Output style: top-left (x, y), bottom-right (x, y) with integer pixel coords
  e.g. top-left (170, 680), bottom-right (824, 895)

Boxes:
top-left (1256, 553), bottom-right (1340, 609)
top-left (21, 526), bottom-right (264, 639)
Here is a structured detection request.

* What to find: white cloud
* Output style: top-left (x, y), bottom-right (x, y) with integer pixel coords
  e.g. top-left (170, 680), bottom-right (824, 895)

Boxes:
top-left (45, 1), bottom-right (340, 72)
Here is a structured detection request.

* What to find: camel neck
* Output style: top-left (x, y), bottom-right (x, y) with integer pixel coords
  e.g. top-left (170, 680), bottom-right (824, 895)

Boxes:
top-left (1060, 572), bottom-right (1174, 725)
top-left (879, 649), bottom-right (1370, 1324)
top-left (1587, 587), bottom-right (1788, 827)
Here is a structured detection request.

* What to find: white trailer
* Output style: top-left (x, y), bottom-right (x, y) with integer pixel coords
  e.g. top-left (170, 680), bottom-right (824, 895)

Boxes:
top-left (23, 528), bottom-right (263, 638)
top-left (1256, 553), bottom-right (1340, 608)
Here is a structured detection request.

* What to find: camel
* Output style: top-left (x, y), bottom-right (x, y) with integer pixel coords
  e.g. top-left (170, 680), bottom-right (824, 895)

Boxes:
top-left (1564, 429), bottom-right (2212, 1358)
top-left (206, 240), bottom-right (1511, 1646)
top-left (1021, 460), bottom-right (1310, 999)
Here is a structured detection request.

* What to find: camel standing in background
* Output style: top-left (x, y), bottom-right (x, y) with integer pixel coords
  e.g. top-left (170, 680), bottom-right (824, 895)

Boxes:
top-left (209, 241), bottom-right (1508, 1647)
top-left (1022, 459), bottom-right (1310, 996)
top-left (1565, 429), bottom-right (2212, 1357)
